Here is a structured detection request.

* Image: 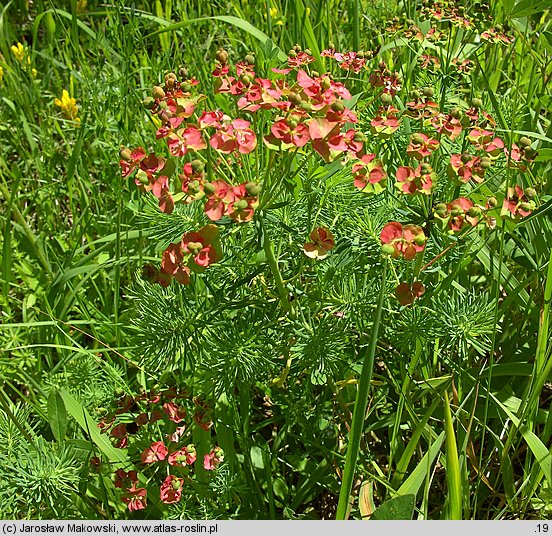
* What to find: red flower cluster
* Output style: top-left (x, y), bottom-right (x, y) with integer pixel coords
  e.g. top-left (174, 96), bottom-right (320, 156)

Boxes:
top-left (448, 154), bottom-right (490, 184)
top-left (321, 46), bottom-right (379, 73)
top-left (353, 154), bottom-right (387, 194)
top-left (501, 186), bottom-right (537, 219)
top-left (395, 163), bottom-right (435, 195)
top-left (395, 282), bottom-right (425, 306)
top-left (303, 227), bottom-right (335, 260)
top-left (97, 386), bottom-right (222, 511)
top-left (142, 225), bottom-right (223, 288)
top-left (204, 446), bottom-right (225, 471)
top-left (380, 222), bottom-right (427, 261)
top-left (481, 27), bottom-right (514, 45)
top-left (434, 198), bottom-right (481, 233)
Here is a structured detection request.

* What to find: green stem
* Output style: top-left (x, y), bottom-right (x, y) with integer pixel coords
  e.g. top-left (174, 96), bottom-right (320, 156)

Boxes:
top-left (336, 261), bottom-right (388, 519)
top-left (260, 217), bottom-right (291, 313)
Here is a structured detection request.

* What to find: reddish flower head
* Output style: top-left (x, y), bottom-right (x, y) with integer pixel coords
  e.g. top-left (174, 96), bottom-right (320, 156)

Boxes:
top-left (432, 113), bottom-right (462, 140)
top-left (303, 227), bottom-right (335, 260)
top-left (167, 126), bottom-right (207, 157)
top-left (271, 118), bottom-right (310, 148)
top-left (434, 197), bottom-right (480, 232)
top-left (352, 154), bottom-right (388, 195)
top-left (181, 232), bottom-right (217, 268)
top-left (380, 222), bottom-right (427, 261)
top-left (448, 154), bottom-right (489, 184)
top-left (204, 446), bottom-right (224, 471)
top-left (160, 475), bottom-right (184, 504)
top-left (406, 133), bottom-right (439, 160)
top-left (114, 469), bottom-right (138, 489)
top-left (395, 164), bottom-right (434, 195)
top-left (227, 182), bottom-right (260, 223)
top-left (395, 282), bottom-right (425, 306)
top-left (120, 147), bottom-right (146, 178)
top-left (140, 441), bottom-right (168, 464)
top-left (210, 118), bottom-right (257, 154)
top-left (370, 108), bottom-right (401, 138)
top-left (501, 186), bottom-right (536, 219)
top-left (204, 180), bottom-right (234, 221)
top-left (168, 444), bottom-right (197, 467)
top-left (161, 244), bottom-right (191, 286)
top-left (122, 485), bottom-right (147, 512)
top-left (162, 402), bottom-right (186, 423)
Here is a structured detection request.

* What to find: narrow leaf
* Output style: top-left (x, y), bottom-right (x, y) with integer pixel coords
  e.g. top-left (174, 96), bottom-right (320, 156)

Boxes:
top-left (48, 389), bottom-right (68, 443)
top-left (59, 389), bottom-right (127, 462)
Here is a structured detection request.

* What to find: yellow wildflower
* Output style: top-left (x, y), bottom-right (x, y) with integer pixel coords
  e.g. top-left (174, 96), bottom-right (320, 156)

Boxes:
top-left (55, 89), bottom-right (80, 123)
top-left (0, 66), bottom-right (3, 83)
top-left (76, 0), bottom-right (87, 13)
top-left (269, 6), bottom-right (284, 25)
top-left (11, 42), bottom-right (26, 63)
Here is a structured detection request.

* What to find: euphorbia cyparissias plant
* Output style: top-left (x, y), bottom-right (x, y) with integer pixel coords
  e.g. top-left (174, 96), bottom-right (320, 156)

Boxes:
top-left (120, 44), bottom-right (539, 291)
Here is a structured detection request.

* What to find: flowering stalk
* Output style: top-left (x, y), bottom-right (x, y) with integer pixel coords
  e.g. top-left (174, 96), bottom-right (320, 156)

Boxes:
top-left (336, 261), bottom-right (388, 519)
top-left (260, 218), bottom-right (292, 313)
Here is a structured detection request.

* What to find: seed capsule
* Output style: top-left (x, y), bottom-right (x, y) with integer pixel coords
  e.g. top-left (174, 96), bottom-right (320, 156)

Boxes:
top-left (245, 182), bottom-right (261, 196)
top-left (152, 86), bottom-right (166, 99)
top-left (119, 147), bottom-right (132, 161)
top-left (321, 76), bottom-right (331, 90)
top-left (480, 157), bottom-right (492, 169)
top-left (413, 234), bottom-right (426, 246)
top-left (216, 49), bottom-right (229, 63)
top-left (244, 54), bottom-right (255, 65)
top-left (137, 170), bottom-right (149, 185)
top-left (191, 160), bottom-right (204, 174)
top-left (142, 96), bottom-right (155, 109)
top-left (450, 107), bottom-right (462, 119)
top-left (289, 92), bottom-right (302, 105)
top-left (204, 182), bottom-right (216, 195)
top-left (381, 244), bottom-right (396, 256)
